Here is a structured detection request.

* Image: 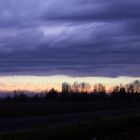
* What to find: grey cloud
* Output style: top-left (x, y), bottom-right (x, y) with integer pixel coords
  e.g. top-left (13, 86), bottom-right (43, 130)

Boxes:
top-left (0, 0), bottom-right (139, 76)
top-left (42, 0), bottom-right (140, 21)
top-left (0, 28), bottom-right (45, 52)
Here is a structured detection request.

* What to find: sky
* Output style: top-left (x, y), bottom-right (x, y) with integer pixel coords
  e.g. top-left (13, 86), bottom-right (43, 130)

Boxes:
top-left (0, 76), bottom-right (140, 92)
top-left (0, 0), bottom-right (140, 91)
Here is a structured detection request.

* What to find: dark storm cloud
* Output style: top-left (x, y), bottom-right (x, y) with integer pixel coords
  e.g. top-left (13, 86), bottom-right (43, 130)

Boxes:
top-left (42, 0), bottom-right (140, 21)
top-left (0, 0), bottom-right (140, 76)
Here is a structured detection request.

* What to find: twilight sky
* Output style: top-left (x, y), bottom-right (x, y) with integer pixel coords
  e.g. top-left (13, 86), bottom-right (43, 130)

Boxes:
top-left (0, 0), bottom-right (140, 78)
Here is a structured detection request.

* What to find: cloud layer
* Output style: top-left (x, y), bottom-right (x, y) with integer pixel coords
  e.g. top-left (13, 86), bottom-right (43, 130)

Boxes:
top-left (0, 0), bottom-right (140, 77)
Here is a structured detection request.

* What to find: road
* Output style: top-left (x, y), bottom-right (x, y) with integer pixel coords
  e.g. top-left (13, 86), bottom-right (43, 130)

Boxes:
top-left (0, 108), bottom-right (140, 133)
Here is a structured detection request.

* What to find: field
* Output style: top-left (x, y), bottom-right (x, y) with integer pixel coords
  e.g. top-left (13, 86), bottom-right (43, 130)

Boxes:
top-left (0, 97), bottom-right (140, 118)
top-left (0, 115), bottom-right (140, 140)
top-left (0, 97), bottom-right (140, 139)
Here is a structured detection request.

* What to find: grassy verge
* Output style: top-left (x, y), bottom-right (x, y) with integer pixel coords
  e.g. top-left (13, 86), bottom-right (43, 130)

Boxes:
top-left (0, 114), bottom-right (140, 140)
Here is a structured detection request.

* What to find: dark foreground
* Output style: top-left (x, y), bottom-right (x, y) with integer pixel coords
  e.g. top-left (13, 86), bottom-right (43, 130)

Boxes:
top-left (1, 97), bottom-right (140, 118)
top-left (0, 108), bottom-right (140, 133)
top-left (1, 114), bottom-right (140, 140)
top-left (0, 97), bottom-right (140, 139)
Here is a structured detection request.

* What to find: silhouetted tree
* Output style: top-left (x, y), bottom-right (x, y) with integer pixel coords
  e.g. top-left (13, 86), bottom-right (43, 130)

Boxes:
top-left (47, 88), bottom-right (58, 98)
top-left (133, 80), bottom-right (140, 93)
top-left (113, 85), bottom-right (120, 93)
top-left (93, 83), bottom-right (106, 93)
top-left (127, 84), bottom-right (134, 93)
top-left (79, 82), bottom-right (91, 93)
top-left (72, 81), bottom-right (80, 93)
top-left (62, 82), bottom-right (71, 93)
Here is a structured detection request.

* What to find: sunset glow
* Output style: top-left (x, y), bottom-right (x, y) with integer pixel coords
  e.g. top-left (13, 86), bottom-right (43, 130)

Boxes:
top-left (0, 75), bottom-right (139, 92)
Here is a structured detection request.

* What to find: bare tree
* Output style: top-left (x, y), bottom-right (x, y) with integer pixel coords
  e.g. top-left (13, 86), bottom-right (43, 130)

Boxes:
top-left (79, 82), bottom-right (91, 93)
top-left (62, 82), bottom-right (71, 93)
top-left (93, 83), bottom-right (106, 93)
top-left (72, 81), bottom-right (80, 93)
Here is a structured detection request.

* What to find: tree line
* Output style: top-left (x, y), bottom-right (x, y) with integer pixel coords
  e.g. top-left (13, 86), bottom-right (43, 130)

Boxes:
top-left (0, 80), bottom-right (139, 102)
top-left (62, 80), bottom-right (140, 94)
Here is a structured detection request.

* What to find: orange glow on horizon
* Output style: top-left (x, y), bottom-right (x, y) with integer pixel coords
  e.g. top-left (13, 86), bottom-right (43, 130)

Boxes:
top-left (0, 75), bottom-right (139, 92)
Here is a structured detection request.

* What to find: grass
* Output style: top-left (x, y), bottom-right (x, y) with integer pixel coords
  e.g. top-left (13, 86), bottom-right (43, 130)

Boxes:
top-left (0, 98), bottom-right (140, 118)
top-left (0, 114), bottom-right (140, 140)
